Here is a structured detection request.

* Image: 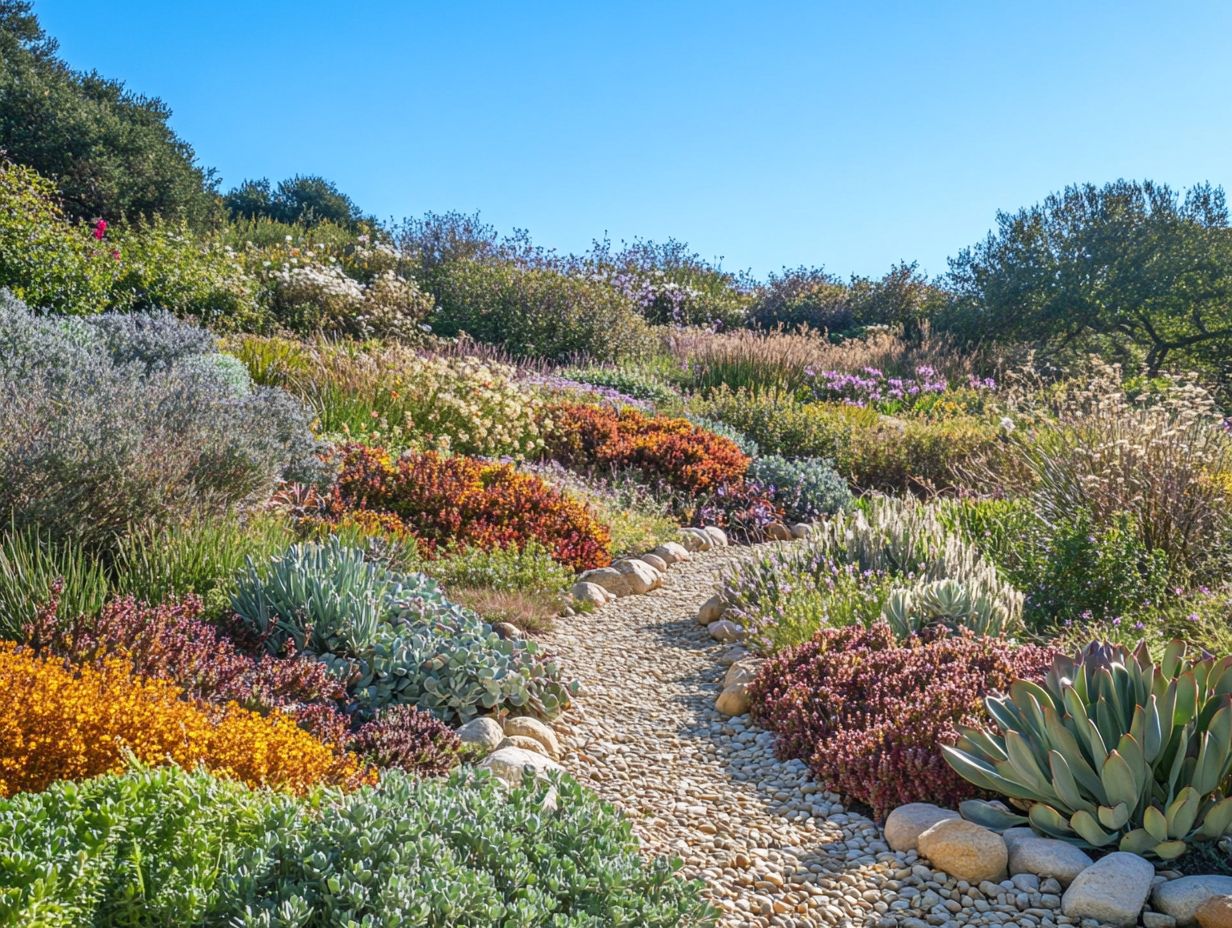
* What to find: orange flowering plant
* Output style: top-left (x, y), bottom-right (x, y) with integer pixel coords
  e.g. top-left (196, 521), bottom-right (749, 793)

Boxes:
top-left (0, 642), bottom-right (364, 796)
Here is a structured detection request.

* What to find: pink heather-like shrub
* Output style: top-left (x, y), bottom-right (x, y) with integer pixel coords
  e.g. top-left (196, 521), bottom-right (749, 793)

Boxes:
top-left (748, 623), bottom-right (1055, 819)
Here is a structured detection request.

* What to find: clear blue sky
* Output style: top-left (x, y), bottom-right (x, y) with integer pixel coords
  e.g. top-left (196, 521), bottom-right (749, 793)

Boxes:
top-left (35, 1), bottom-right (1232, 279)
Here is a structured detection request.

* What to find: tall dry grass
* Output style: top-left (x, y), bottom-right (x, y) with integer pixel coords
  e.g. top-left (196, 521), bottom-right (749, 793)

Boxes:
top-left (670, 325), bottom-right (979, 394)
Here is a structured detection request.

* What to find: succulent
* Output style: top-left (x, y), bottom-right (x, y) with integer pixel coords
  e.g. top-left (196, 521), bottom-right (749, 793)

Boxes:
top-left (884, 577), bottom-right (1011, 639)
top-left (232, 539), bottom-right (579, 724)
top-left (945, 639), bottom-right (1232, 859)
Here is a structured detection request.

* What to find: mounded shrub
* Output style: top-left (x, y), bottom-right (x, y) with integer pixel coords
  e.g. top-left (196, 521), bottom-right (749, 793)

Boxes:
top-left (748, 624), bottom-right (1055, 819)
top-left (0, 641), bottom-right (360, 796)
top-left (0, 764), bottom-right (716, 926)
top-left (747, 454), bottom-right (852, 521)
top-left (429, 257), bottom-right (652, 362)
top-left (321, 444), bottom-right (611, 571)
top-left (0, 300), bottom-right (321, 552)
top-left (543, 402), bottom-right (751, 497)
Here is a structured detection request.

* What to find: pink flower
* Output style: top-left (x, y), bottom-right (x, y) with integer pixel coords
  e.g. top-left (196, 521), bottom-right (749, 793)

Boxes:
top-left (93, 219), bottom-right (107, 240)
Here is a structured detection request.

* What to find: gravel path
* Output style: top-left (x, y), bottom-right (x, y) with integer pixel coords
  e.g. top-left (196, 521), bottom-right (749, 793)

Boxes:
top-left (545, 545), bottom-right (1109, 928)
top-left (544, 546), bottom-right (899, 927)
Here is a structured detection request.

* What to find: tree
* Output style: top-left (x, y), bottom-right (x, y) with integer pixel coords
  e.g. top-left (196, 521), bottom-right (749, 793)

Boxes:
top-left (0, 1), bottom-right (218, 225)
top-left (946, 180), bottom-right (1232, 379)
top-left (224, 174), bottom-right (368, 228)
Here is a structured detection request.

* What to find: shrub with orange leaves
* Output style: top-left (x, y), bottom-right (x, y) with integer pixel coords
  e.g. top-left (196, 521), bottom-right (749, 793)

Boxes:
top-left (542, 402), bottom-right (750, 496)
top-left (0, 642), bottom-right (363, 796)
top-left (319, 445), bottom-right (611, 571)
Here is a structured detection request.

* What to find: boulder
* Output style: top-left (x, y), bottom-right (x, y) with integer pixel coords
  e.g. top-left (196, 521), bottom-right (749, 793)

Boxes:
top-left (456, 716), bottom-right (504, 754)
top-left (1197, 895), bottom-right (1232, 928)
top-left (697, 593), bottom-right (727, 625)
top-left (570, 580), bottom-right (615, 608)
top-left (613, 558), bottom-right (662, 594)
top-left (1145, 912), bottom-right (1181, 928)
top-left (790, 522), bottom-right (812, 539)
top-left (501, 734), bottom-right (547, 755)
top-left (1154, 877), bottom-right (1232, 926)
top-left (653, 541), bottom-right (690, 565)
top-left (1001, 826), bottom-right (1040, 853)
top-left (884, 803), bottom-right (960, 853)
top-left (723, 656), bottom-right (763, 688)
top-left (1008, 836), bottom-right (1093, 886)
top-left (1061, 851), bottom-right (1154, 926)
top-left (709, 618), bottom-right (744, 642)
top-left (479, 746), bottom-right (564, 787)
top-left (492, 621), bottom-right (524, 639)
top-left (716, 685), bottom-right (750, 715)
top-left (503, 716), bottom-right (561, 758)
top-left (765, 522), bottom-right (793, 541)
top-left (917, 818), bottom-right (1008, 883)
top-left (640, 553), bottom-right (668, 572)
top-left (577, 567), bottom-right (631, 597)
top-left (678, 528), bottom-right (712, 552)
top-left (702, 526), bottom-right (728, 547)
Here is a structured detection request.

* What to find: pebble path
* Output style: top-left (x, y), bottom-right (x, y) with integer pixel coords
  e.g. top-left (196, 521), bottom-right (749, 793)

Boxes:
top-left (543, 545), bottom-right (1118, 928)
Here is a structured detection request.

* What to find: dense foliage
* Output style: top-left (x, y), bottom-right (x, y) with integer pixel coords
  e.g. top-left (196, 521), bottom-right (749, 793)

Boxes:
top-left (0, 764), bottom-right (716, 926)
top-left (749, 624), bottom-right (1055, 819)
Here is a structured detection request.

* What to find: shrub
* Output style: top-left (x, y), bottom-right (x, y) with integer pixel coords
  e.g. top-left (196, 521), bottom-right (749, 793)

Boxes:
top-left (111, 513), bottom-right (299, 615)
top-left (232, 539), bottom-right (579, 722)
top-left (951, 640), bottom-right (1232, 859)
top-left (691, 386), bottom-right (854, 460)
top-left (24, 588), bottom-right (347, 724)
top-left (723, 497), bottom-right (1023, 650)
top-left (0, 642), bottom-right (359, 795)
top-left (543, 402), bottom-right (750, 497)
top-left (322, 445), bottom-right (611, 571)
top-left (429, 257), bottom-right (652, 362)
top-left (349, 704), bottom-right (460, 776)
top-left (557, 363), bottom-right (680, 407)
top-left (943, 498), bottom-right (1174, 630)
top-left (691, 479), bottom-right (781, 545)
top-left (0, 765), bottom-right (716, 926)
top-left (0, 161), bottom-right (114, 312)
top-left (840, 413), bottom-right (1000, 494)
top-left (749, 624), bottom-right (1055, 819)
top-left (526, 461), bottom-right (682, 558)
top-left (232, 336), bottom-right (545, 458)
top-left (747, 267), bottom-right (853, 333)
top-left (520, 370), bottom-right (655, 412)
top-left (0, 301), bottom-right (321, 552)
top-left (748, 454), bottom-right (853, 522)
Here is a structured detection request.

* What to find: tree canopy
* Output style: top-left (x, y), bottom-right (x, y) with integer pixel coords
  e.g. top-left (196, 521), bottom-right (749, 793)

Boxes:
top-left (224, 175), bottom-right (369, 229)
top-left (0, 1), bottom-right (218, 225)
top-left (946, 179), bottom-right (1232, 380)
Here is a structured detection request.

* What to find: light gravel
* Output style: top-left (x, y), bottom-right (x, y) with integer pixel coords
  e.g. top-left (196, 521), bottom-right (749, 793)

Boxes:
top-left (543, 545), bottom-right (1120, 928)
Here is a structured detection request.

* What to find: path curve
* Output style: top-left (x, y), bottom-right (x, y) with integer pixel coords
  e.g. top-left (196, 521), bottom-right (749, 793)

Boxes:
top-left (544, 545), bottom-right (896, 927)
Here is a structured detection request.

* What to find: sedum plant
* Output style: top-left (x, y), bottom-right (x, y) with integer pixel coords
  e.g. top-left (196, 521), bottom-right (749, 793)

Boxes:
top-left (946, 640), bottom-right (1232, 859)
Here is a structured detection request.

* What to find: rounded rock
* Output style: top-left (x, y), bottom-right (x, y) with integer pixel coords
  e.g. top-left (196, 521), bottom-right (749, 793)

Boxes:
top-left (702, 525), bottom-right (729, 546)
top-left (1008, 836), bottom-right (1093, 887)
top-left (503, 716), bottom-right (562, 758)
top-left (478, 745), bottom-right (564, 787)
top-left (570, 580), bottom-right (615, 608)
top-left (698, 593), bottom-right (727, 625)
top-left (652, 541), bottom-right (690, 564)
top-left (1061, 851), bottom-right (1153, 927)
top-left (709, 618), bottom-right (744, 642)
top-left (577, 567), bottom-right (632, 597)
top-left (885, 803), bottom-right (961, 853)
top-left (917, 818), bottom-right (1008, 884)
top-left (456, 716), bottom-right (505, 754)
top-left (640, 553), bottom-right (669, 572)
top-left (1154, 876), bottom-right (1232, 926)
top-left (613, 557), bottom-right (662, 594)
top-left (1197, 895), bottom-right (1232, 928)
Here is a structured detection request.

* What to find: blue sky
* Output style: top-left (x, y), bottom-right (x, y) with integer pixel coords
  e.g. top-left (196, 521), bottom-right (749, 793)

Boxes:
top-left (36, 1), bottom-right (1232, 279)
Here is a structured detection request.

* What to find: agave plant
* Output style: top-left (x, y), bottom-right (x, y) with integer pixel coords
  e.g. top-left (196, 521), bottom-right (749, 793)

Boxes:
top-left (945, 640), bottom-right (1232, 859)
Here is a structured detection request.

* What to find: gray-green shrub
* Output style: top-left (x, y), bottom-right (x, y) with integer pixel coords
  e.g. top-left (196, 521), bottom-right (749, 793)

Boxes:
top-left (748, 454), bottom-right (852, 521)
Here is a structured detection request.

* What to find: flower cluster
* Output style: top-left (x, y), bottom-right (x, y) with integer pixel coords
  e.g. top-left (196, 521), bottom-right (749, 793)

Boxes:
top-left (320, 445), bottom-right (611, 570)
top-left (542, 402), bottom-right (751, 496)
top-left (0, 642), bottom-right (362, 796)
top-left (748, 625), bottom-right (1055, 818)
top-left (520, 371), bottom-right (653, 412)
top-left (805, 364), bottom-right (991, 411)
